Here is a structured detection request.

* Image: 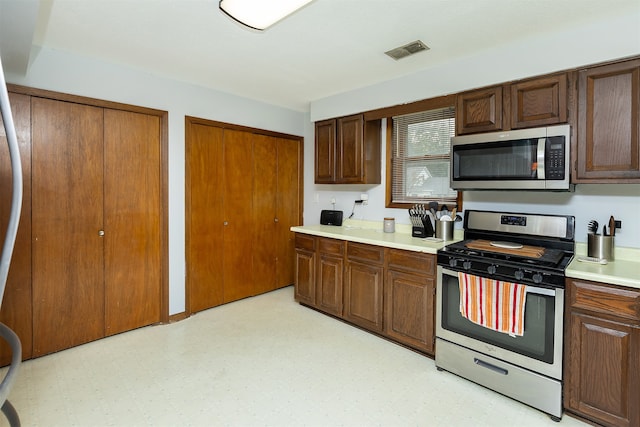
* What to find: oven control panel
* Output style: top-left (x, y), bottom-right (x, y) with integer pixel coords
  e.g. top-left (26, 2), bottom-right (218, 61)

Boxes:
top-left (500, 215), bottom-right (527, 227)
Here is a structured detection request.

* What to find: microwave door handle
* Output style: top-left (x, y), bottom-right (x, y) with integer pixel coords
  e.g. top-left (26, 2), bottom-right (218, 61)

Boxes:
top-left (537, 138), bottom-right (546, 179)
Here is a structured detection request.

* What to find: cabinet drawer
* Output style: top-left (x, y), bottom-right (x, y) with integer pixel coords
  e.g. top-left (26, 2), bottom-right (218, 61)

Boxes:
top-left (318, 237), bottom-right (344, 256)
top-left (295, 233), bottom-right (316, 252)
top-left (387, 249), bottom-right (435, 276)
top-left (569, 279), bottom-right (640, 322)
top-left (347, 242), bottom-right (384, 264)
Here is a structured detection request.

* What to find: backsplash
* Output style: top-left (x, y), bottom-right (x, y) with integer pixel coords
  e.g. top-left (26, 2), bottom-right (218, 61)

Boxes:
top-left (305, 184), bottom-right (640, 249)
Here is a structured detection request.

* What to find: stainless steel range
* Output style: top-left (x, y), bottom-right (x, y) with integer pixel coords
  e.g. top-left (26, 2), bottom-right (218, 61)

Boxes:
top-left (435, 210), bottom-right (575, 421)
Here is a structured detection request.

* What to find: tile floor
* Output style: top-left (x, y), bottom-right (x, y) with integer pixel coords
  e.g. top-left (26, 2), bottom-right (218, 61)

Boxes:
top-left (0, 286), bottom-right (588, 427)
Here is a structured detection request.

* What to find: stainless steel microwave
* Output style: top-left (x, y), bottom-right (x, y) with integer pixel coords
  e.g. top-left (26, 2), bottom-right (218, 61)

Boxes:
top-left (450, 124), bottom-right (571, 191)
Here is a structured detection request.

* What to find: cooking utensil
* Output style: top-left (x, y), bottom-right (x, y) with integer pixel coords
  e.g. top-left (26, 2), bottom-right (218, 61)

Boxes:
top-left (609, 216), bottom-right (616, 236)
top-left (587, 220), bottom-right (598, 234)
top-left (602, 225), bottom-right (607, 236)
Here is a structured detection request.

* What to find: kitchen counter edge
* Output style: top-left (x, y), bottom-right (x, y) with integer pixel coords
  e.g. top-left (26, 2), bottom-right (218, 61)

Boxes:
top-left (290, 224), bottom-right (461, 254)
top-left (566, 243), bottom-right (640, 290)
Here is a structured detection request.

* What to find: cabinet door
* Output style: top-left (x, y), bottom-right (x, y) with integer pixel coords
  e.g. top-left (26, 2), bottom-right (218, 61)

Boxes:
top-left (103, 109), bottom-right (162, 335)
top-left (344, 261), bottom-right (384, 332)
top-left (275, 137), bottom-right (302, 288)
top-left (186, 123), bottom-right (225, 313)
top-left (314, 119), bottom-right (336, 183)
top-left (294, 234), bottom-right (316, 305)
top-left (222, 129), bottom-right (255, 302)
top-left (317, 254), bottom-right (344, 316)
top-left (31, 98), bottom-right (105, 357)
top-left (385, 270), bottom-right (435, 354)
top-left (565, 312), bottom-right (640, 427)
top-left (0, 92), bottom-right (32, 365)
top-left (336, 114), bottom-right (364, 183)
top-left (510, 74), bottom-right (568, 129)
top-left (576, 59), bottom-right (640, 181)
top-left (294, 249), bottom-right (316, 306)
top-left (456, 86), bottom-right (504, 135)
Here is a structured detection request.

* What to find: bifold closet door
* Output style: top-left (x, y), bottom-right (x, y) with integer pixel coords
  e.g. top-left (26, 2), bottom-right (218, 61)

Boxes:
top-left (0, 92), bottom-right (33, 365)
top-left (276, 137), bottom-right (301, 288)
top-left (222, 129), bottom-right (254, 302)
top-left (252, 134), bottom-right (278, 295)
top-left (187, 123), bottom-right (224, 312)
top-left (104, 109), bottom-right (161, 336)
top-left (31, 98), bottom-right (105, 357)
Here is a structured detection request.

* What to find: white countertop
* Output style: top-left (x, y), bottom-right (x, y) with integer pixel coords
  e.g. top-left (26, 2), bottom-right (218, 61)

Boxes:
top-left (566, 243), bottom-right (640, 289)
top-left (291, 220), bottom-right (463, 254)
top-left (293, 221), bottom-right (640, 290)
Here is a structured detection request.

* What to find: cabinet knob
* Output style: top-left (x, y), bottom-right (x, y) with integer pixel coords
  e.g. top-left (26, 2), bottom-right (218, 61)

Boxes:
top-left (274, 218), bottom-right (279, 223)
top-left (223, 221), bottom-right (229, 226)
top-left (98, 230), bottom-right (105, 236)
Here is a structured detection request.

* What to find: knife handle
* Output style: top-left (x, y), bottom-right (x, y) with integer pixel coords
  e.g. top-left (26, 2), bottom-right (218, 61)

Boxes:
top-left (609, 216), bottom-right (616, 236)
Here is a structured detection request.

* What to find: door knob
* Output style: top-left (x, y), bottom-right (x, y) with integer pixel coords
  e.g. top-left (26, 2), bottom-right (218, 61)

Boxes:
top-left (274, 218), bottom-right (279, 223)
top-left (223, 221), bottom-right (228, 226)
top-left (98, 230), bottom-right (105, 236)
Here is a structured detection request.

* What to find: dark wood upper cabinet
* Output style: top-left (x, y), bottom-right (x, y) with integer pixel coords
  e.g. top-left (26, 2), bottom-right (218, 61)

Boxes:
top-left (575, 58), bottom-right (640, 182)
top-left (314, 114), bottom-right (381, 184)
top-left (457, 73), bottom-right (570, 135)
top-left (456, 86), bottom-right (505, 135)
top-left (511, 74), bottom-right (568, 129)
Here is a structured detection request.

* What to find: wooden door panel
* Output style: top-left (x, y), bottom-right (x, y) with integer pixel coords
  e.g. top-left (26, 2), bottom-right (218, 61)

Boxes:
top-left (31, 97), bottom-right (105, 356)
top-left (385, 270), bottom-right (434, 354)
top-left (337, 115), bottom-right (363, 182)
top-left (0, 92), bottom-right (33, 364)
top-left (103, 109), bottom-right (161, 335)
top-left (222, 129), bottom-right (254, 302)
top-left (344, 261), bottom-right (383, 332)
top-left (276, 137), bottom-right (301, 288)
top-left (314, 119), bottom-right (335, 183)
top-left (186, 122), bottom-right (224, 312)
top-left (253, 134), bottom-right (278, 294)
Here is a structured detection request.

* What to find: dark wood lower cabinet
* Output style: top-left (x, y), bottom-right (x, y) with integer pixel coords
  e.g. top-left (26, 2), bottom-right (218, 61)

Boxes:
top-left (294, 234), bottom-right (437, 355)
top-left (385, 249), bottom-right (436, 354)
top-left (565, 279), bottom-right (640, 427)
top-left (316, 239), bottom-right (344, 316)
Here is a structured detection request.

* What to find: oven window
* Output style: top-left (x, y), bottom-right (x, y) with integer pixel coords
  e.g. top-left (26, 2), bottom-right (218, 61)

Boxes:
top-left (441, 273), bottom-right (555, 363)
top-left (452, 139), bottom-right (539, 180)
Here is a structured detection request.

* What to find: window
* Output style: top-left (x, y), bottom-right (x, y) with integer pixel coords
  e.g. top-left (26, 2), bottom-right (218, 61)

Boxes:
top-left (388, 106), bottom-right (458, 207)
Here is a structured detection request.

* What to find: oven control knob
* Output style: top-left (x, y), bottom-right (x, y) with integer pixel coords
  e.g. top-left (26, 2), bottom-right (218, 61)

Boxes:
top-left (487, 265), bottom-right (497, 274)
top-left (532, 273), bottom-right (543, 284)
top-left (514, 270), bottom-right (525, 281)
top-left (463, 261), bottom-right (472, 270)
top-left (449, 258), bottom-right (458, 268)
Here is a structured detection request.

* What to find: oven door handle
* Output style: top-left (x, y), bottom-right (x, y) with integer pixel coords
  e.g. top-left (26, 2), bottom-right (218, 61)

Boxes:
top-left (440, 268), bottom-right (556, 297)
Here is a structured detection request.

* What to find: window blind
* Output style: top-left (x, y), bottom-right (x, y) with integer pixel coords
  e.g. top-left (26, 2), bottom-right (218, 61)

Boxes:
top-left (391, 106), bottom-right (457, 204)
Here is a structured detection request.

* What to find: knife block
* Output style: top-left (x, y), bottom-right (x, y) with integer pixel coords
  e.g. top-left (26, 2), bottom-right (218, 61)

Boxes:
top-left (412, 217), bottom-right (434, 238)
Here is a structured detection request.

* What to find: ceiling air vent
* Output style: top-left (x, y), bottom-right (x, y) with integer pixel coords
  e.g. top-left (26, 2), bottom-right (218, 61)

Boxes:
top-left (385, 40), bottom-right (429, 60)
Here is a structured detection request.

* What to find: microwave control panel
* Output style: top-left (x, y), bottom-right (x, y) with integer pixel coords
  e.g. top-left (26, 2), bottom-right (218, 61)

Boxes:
top-left (545, 136), bottom-right (565, 180)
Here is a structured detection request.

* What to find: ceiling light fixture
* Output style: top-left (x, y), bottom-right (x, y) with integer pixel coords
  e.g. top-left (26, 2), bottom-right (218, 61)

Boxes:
top-left (219, 0), bottom-right (314, 31)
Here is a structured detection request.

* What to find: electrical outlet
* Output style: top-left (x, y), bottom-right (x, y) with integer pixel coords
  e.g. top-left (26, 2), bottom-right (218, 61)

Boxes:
top-left (330, 197), bottom-right (336, 205)
top-left (360, 193), bottom-right (368, 205)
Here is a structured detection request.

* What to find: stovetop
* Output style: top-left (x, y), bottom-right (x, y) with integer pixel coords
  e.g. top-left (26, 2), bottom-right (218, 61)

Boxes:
top-left (437, 210), bottom-right (575, 288)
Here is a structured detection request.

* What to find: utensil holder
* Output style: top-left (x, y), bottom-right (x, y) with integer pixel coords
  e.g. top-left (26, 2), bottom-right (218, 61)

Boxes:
top-left (435, 220), bottom-right (454, 241)
top-left (588, 234), bottom-right (614, 260)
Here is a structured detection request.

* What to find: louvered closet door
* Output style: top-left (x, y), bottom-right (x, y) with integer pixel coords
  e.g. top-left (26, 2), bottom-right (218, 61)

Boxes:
top-left (104, 109), bottom-right (161, 336)
top-left (0, 92), bottom-right (32, 365)
top-left (31, 98), bottom-right (105, 357)
top-left (187, 123), bottom-right (224, 312)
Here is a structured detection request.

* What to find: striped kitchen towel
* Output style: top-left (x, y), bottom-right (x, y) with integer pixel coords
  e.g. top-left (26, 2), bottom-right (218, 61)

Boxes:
top-left (458, 272), bottom-right (527, 337)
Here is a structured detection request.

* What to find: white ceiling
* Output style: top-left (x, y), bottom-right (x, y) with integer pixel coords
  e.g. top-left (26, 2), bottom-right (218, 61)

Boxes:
top-left (3, 0), bottom-right (640, 111)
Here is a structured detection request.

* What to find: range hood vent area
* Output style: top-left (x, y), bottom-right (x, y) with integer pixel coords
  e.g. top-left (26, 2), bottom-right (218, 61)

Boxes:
top-left (385, 40), bottom-right (430, 60)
